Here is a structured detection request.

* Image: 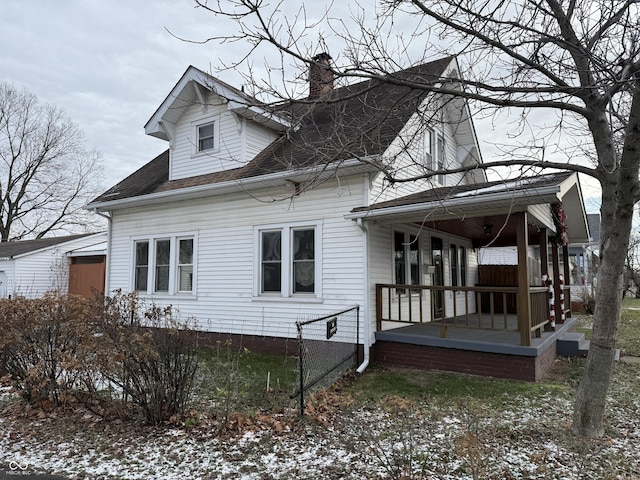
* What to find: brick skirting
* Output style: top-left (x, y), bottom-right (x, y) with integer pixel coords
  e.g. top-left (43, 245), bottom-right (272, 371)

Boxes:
top-left (190, 330), bottom-right (300, 357)
top-left (372, 339), bottom-right (558, 381)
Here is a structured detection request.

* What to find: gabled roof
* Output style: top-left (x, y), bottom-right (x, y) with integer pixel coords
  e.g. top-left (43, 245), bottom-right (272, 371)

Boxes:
top-left (145, 65), bottom-right (290, 141)
top-left (0, 233), bottom-right (98, 260)
top-left (347, 171), bottom-right (591, 244)
top-left (89, 57), bottom-right (457, 208)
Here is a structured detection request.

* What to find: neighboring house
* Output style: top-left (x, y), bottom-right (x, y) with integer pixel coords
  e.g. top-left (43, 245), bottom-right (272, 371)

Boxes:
top-left (87, 54), bottom-right (590, 381)
top-left (0, 233), bottom-right (107, 299)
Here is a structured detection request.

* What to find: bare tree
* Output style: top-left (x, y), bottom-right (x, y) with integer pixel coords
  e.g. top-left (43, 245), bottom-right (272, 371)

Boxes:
top-left (193, 0), bottom-right (640, 437)
top-left (0, 82), bottom-right (103, 241)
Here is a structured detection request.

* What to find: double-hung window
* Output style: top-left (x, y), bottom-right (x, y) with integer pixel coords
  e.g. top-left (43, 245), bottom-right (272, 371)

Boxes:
top-left (449, 244), bottom-right (467, 288)
top-left (459, 246), bottom-right (467, 286)
top-left (197, 122), bottom-right (215, 152)
top-left (257, 223), bottom-right (320, 297)
top-left (394, 230), bottom-right (420, 292)
top-left (436, 133), bottom-right (445, 185)
top-left (133, 234), bottom-right (196, 295)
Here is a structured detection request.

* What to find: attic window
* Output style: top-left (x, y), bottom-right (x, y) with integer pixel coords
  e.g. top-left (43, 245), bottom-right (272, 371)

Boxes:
top-left (198, 122), bottom-right (215, 151)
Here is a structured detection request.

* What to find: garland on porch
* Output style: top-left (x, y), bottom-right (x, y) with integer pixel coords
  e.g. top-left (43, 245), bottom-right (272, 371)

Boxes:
top-left (551, 202), bottom-right (568, 246)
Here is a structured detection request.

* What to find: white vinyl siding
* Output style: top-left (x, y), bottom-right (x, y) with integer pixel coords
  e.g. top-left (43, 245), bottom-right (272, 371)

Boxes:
top-left (169, 90), bottom-right (279, 181)
top-left (107, 176), bottom-right (368, 339)
top-left (6, 234), bottom-right (106, 299)
top-left (370, 95), bottom-right (469, 203)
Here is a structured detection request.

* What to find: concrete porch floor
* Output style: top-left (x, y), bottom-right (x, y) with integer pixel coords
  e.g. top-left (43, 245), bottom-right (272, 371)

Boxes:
top-left (375, 316), bottom-right (577, 357)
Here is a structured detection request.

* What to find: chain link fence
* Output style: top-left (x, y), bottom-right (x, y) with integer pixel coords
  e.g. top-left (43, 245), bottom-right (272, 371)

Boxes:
top-left (293, 305), bottom-right (360, 416)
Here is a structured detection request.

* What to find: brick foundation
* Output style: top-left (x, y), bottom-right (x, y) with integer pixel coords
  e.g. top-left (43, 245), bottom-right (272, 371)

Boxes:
top-left (189, 330), bottom-right (299, 357)
top-left (372, 340), bottom-right (558, 381)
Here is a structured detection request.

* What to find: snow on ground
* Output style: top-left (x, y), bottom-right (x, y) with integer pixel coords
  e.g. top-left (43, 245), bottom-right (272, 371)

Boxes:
top-left (2, 386), bottom-right (640, 480)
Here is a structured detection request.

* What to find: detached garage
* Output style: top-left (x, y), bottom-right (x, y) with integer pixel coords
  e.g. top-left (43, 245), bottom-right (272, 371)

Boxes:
top-left (0, 233), bottom-right (106, 299)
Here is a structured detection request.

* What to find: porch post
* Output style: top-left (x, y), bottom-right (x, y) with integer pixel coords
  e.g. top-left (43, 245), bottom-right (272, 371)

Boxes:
top-left (539, 228), bottom-right (553, 331)
top-left (551, 240), bottom-right (562, 325)
top-left (563, 243), bottom-right (571, 319)
top-left (516, 212), bottom-right (532, 346)
top-left (539, 228), bottom-right (549, 279)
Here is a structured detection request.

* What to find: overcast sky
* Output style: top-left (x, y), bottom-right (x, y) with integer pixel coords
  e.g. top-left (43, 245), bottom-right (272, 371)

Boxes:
top-left (1, 0), bottom-right (601, 211)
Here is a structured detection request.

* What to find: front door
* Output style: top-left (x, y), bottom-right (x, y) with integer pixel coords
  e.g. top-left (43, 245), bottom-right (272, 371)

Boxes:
top-left (431, 237), bottom-right (444, 318)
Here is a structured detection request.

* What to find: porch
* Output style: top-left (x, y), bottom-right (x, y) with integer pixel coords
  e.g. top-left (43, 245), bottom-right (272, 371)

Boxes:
top-left (346, 172), bottom-right (591, 381)
top-left (372, 282), bottom-right (575, 380)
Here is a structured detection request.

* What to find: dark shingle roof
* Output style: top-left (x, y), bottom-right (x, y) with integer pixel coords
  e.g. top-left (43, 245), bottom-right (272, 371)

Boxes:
top-left (0, 233), bottom-right (95, 259)
top-left (351, 171), bottom-right (575, 213)
top-left (91, 57), bottom-right (454, 205)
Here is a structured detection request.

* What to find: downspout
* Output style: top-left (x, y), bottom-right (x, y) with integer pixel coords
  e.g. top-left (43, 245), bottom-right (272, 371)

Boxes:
top-left (94, 209), bottom-right (112, 294)
top-left (355, 216), bottom-right (370, 373)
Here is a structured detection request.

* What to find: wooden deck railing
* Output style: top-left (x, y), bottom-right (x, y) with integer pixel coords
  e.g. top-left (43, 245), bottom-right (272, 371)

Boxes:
top-left (375, 284), bottom-right (550, 346)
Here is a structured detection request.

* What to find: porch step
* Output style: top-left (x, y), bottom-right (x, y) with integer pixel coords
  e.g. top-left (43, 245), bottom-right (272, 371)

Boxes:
top-left (557, 332), bottom-right (590, 357)
top-left (557, 332), bottom-right (620, 360)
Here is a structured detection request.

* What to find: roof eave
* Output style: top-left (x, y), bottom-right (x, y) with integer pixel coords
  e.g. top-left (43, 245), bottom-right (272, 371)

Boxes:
top-left (144, 66), bottom-right (290, 140)
top-left (87, 159), bottom-right (379, 212)
top-left (345, 184), bottom-right (562, 222)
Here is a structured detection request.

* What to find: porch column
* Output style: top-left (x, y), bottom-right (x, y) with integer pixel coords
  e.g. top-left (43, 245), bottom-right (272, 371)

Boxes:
top-left (539, 228), bottom-right (548, 279)
top-left (516, 212), bottom-right (532, 346)
top-left (563, 243), bottom-right (571, 319)
top-left (551, 240), bottom-right (562, 326)
top-left (539, 228), bottom-right (553, 331)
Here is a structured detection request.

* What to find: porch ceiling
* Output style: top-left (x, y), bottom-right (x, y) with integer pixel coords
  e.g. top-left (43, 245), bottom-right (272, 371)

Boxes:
top-left (347, 171), bottom-right (591, 245)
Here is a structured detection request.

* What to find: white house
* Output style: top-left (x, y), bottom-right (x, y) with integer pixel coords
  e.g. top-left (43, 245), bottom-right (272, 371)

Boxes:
top-left (87, 55), bottom-right (590, 380)
top-left (0, 233), bottom-right (107, 299)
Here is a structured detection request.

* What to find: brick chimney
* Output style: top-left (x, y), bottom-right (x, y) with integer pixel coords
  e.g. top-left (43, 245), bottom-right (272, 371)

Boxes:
top-left (308, 53), bottom-right (334, 99)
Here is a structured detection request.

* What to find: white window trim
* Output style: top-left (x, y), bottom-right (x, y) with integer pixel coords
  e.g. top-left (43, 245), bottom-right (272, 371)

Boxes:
top-left (253, 221), bottom-right (323, 300)
top-left (192, 116), bottom-right (220, 157)
top-left (392, 227), bottom-right (423, 292)
top-left (130, 232), bottom-right (198, 298)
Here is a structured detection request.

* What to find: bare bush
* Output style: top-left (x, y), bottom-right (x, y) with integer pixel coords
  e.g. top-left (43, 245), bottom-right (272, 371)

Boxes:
top-left (86, 291), bottom-right (199, 425)
top-left (0, 293), bottom-right (95, 407)
top-left (0, 291), bottom-right (199, 425)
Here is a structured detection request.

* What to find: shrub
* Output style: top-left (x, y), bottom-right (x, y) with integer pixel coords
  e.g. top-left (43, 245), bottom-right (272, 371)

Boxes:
top-left (0, 293), bottom-right (95, 407)
top-left (87, 292), bottom-right (199, 425)
top-left (0, 291), bottom-right (198, 425)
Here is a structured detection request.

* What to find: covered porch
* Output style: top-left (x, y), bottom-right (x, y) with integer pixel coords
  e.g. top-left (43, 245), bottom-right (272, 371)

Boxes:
top-left (348, 172), bottom-right (591, 380)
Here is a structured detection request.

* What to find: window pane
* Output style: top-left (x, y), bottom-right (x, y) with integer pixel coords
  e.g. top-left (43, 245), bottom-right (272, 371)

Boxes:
top-left (459, 247), bottom-right (467, 286)
top-left (293, 229), bottom-right (315, 293)
top-left (409, 234), bottom-right (419, 286)
top-left (451, 244), bottom-right (458, 287)
top-left (179, 239), bottom-right (193, 264)
top-left (155, 240), bottom-right (170, 292)
top-left (394, 231), bottom-right (406, 285)
top-left (134, 241), bottom-right (148, 291)
top-left (179, 265), bottom-right (193, 292)
top-left (198, 123), bottom-right (214, 151)
top-left (261, 231), bottom-right (281, 292)
top-left (178, 239), bottom-right (194, 292)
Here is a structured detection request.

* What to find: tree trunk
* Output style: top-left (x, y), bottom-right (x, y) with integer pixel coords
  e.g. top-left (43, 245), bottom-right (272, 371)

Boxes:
top-left (573, 85), bottom-right (640, 437)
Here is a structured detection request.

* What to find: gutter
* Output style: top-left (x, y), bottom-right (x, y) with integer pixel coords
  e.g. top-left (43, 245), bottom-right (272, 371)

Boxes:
top-left (345, 184), bottom-right (562, 221)
top-left (87, 158), bottom-right (378, 212)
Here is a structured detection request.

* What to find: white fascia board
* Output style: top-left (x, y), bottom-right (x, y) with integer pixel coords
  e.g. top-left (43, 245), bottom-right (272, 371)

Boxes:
top-left (12, 233), bottom-right (106, 260)
top-left (345, 184), bottom-right (561, 221)
top-left (87, 158), bottom-right (377, 212)
top-left (145, 66), bottom-right (289, 139)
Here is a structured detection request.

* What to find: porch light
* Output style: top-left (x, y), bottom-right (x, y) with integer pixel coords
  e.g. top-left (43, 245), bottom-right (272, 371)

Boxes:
top-left (483, 224), bottom-right (493, 235)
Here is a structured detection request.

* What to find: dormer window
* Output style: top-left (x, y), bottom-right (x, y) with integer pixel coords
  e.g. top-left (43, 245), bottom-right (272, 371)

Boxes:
top-left (198, 122), bottom-right (215, 151)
